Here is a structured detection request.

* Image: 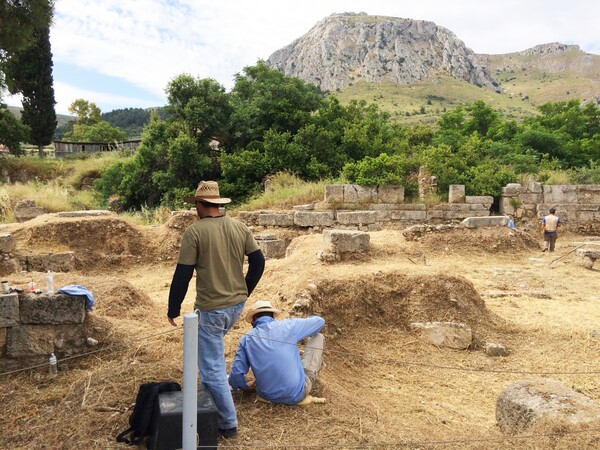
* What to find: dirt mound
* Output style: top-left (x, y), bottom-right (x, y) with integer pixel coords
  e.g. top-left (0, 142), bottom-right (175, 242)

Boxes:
top-left (417, 227), bottom-right (540, 254)
top-left (7, 215), bottom-right (186, 271)
top-left (314, 271), bottom-right (497, 338)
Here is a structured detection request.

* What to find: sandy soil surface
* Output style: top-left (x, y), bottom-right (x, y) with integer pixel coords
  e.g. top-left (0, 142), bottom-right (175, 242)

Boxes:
top-left (1, 213), bottom-right (600, 449)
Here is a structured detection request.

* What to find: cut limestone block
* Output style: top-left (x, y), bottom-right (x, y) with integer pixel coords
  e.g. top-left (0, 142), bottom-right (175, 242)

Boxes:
top-left (410, 322), bottom-right (472, 349)
top-left (496, 378), bottom-right (600, 435)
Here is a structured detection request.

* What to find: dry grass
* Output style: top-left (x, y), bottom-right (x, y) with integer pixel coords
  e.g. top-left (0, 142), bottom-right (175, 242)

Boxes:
top-left (1, 219), bottom-right (600, 449)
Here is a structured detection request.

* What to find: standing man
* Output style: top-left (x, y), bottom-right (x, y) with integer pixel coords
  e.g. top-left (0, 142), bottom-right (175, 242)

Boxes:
top-left (167, 181), bottom-right (265, 439)
top-left (541, 207), bottom-right (561, 252)
top-left (229, 300), bottom-right (325, 405)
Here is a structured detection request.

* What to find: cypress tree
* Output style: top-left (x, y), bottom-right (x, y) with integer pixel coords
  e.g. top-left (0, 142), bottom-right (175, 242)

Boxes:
top-left (5, 24), bottom-right (57, 156)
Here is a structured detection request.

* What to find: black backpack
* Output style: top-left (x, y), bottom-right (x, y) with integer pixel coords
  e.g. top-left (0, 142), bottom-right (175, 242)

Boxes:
top-left (116, 381), bottom-right (181, 446)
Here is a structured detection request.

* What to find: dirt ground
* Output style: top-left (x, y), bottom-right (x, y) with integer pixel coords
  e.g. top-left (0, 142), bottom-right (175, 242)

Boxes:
top-left (1, 213), bottom-right (600, 449)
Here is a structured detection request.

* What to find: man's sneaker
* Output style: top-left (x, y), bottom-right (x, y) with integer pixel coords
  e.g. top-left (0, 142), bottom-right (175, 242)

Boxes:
top-left (542, 248), bottom-right (547, 252)
top-left (218, 427), bottom-right (238, 439)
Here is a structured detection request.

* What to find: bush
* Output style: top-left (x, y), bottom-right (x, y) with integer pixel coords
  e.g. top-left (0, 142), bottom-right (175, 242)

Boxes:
top-left (342, 153), bottom-right (419, 198)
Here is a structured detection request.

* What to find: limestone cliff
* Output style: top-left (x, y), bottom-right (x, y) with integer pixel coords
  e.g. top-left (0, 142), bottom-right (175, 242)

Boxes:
top-left (266, 12), bottom-right (499, 92)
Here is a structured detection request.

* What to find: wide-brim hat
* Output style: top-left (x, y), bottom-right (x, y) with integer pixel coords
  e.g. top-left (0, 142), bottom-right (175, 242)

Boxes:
top-left (184, 180), bottom-right (231, 205)
top-left (245, 300), bottom-right (281, 323)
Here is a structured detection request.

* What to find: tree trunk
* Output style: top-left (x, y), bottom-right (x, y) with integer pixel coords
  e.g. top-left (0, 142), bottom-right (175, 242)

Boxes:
top-left (38, 144), bottom-right (45, 157)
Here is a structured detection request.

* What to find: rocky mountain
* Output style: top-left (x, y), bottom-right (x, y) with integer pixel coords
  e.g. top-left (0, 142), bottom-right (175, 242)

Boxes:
top-left (267, 12), bottom-right (500, 92)
top-left (483, 43), bottom-right (600, 106)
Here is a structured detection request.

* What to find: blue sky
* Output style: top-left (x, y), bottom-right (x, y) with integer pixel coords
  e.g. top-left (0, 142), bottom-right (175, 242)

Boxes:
top-left (4, 0), bottom-right (600, 115)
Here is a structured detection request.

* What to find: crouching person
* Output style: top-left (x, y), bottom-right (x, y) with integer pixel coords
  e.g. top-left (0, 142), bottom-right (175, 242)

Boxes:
top-left (229, 300), bottom-right (325, 405)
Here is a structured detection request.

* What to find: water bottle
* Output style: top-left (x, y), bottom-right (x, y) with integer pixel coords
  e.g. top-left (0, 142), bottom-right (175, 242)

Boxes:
top-left (49, 353), bottom-right (58, 378)
top-left (45, 271), bottom-right (54, 294)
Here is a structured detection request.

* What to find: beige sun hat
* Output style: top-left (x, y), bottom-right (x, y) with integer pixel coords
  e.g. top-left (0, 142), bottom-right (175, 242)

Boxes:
top-left (245, 300), bottom-right (281, 323)
top-left (184, 180), bottom-right (232, 205)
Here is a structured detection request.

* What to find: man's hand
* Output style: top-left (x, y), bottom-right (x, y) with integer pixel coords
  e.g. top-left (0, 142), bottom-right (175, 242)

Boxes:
top-left (168, 317), bottom-right (177, 326)
top-left (246, 379), bottom-right (256, 391)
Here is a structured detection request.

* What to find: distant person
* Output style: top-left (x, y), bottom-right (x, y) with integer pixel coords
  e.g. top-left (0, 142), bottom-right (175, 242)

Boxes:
top-left (541, 208), bottom-right (561, 252)
top-left (167, 180), bottom-right (265, 439)
top-left (229, 300), bottom-right (325, 405)
top-left (506, 214), bottom-right (515, 229)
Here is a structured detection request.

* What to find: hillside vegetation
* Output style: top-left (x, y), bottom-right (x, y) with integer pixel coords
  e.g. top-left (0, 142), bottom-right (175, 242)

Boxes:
top-left (336, 75), bottom-right (538, 126)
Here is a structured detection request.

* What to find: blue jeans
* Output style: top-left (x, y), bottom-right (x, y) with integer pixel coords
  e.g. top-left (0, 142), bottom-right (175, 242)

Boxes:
top-left (198, 302), bottom-right (245, 429)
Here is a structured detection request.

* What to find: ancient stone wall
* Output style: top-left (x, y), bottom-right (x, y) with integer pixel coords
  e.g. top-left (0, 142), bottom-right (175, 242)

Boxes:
top-left (500, 182), bottom-right (600, 234)
top-left (237, 184), bottom-right (493, 231)
top-left (0, 292), bottom-right (90, 371)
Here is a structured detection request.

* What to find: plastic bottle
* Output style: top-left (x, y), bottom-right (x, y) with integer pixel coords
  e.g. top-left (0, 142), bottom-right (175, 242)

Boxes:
top-left (45, 271), bottom-right (54, 294)
top-left (49, 353), bottom-right (58, 378)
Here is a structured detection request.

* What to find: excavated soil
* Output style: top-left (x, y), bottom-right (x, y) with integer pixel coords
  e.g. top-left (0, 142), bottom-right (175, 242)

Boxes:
top-left (1, 213), bottom-right (600, 449)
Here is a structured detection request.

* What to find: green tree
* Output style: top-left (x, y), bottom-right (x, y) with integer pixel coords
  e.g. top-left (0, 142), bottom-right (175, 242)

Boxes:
top-left (228, 61), bottom-right (324, 149)
top-left (4, 22), bottom-right (57, 156)
top-left (166, 75), bottom-right (231, 145)
top-left (0, 0), bottom-right (53, 86)
top-left (64, 121), bottom-right (127, 142)
top-left (96, 75), bottom-right (230, 209)
top-left (0, 102), bottom-right (29, 154)
top-left (68, 99), bottom-right (102, 125)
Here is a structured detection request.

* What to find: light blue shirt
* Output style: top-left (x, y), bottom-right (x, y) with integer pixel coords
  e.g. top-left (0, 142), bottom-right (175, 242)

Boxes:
top-left (229, 315), bottom-right (325, 404)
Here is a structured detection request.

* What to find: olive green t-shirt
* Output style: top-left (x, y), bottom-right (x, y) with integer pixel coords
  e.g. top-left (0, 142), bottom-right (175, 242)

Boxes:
top-left (177, 216), bottom-right (260, 311)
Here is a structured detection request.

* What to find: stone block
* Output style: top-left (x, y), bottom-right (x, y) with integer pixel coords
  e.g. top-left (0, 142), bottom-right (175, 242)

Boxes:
top-left (527, 181), bottom-right (542, 194)
top-left (0, 293), bottom-right (19, 327)
top-left (461, 216), bottom-right (510, 228)
top-left (502, 183), bottom-right (522, 196)
top-left (448, 185), bottom-right (465, 203)
top-left (343, 185), bottom-right (377, 204)
top-left (432, 203), bottom-right (471, 211)
top-left (577, 210), bottom-right (600, 222)
top-left (485, 343), bottom-right (508, 357)
top-left (20, 293), bottom-right (86, 324)
top-left (19, 252), bottom-right (75, 272)
top-left (378, 185), bottom-right (404, 203)
top-left (410, 322), bottom-right (472, 349)
top-left (389, 210), bottom-right (427, 221)
top-left (427, 210), bottom-right (478, 220)
top-left (55, 210), bottom-right (113, 217)
top-left (496, 378), bottom-right (600, 435)
top-left (323, 230), bottom-right (370, 254)
top-left (6, 323), bottom-right (86, 357)
top-left (0, 258), bottom-right (20, 277)
top-left (324, 185), bottom-right (344, 203)
top-left (336, 211), bottom-right (378, 225)
top-left (542, 185), bottom-right (578, 204)
top-left (468, 204), bottom-right (489, 211)
top-left (257, 239), bottom-right (287, 259)
top-left (465, 196), bottom-right (494, 207)
top-left (294, 211), bottom-right (334, 228)
top-left (258, 213), bottom-right (294, 227)
top-left (519, 193), bottom-right (543, 204)
top-left (0, 233), bottom-right (16, 253)
top-left (15, 206), bottom-right (47, 222)
top-left (0, 327), bottom-right (6, 356)
top-left (292, 204), bottom-right (315, 211)
top-left (577, 185), bottom-right (600, 204)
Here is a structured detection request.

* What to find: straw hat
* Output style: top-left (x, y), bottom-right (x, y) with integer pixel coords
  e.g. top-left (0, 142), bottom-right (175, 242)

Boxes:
top-left (184, 181), bottom-right (231, 205)
top-left (245, 300), bottom-right (281, 323)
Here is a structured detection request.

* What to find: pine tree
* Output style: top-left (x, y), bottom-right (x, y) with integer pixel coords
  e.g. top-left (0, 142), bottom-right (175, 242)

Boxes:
top-left (5, 24), bottom-right (57, 156)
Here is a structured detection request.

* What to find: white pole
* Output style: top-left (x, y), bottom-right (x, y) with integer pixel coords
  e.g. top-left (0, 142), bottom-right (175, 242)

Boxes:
top-left (182, 312), bottom-right (198, 450)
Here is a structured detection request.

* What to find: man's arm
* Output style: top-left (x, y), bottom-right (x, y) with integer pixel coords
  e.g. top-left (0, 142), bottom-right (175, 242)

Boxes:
top-left (167, 263), bottom-right (195, 326)
top-left (229, 340), bottom-right (252, 393)
top-left (245, 249), bottom-right (265, 296)
top-left (292, 316), bottom-right (326, 341)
